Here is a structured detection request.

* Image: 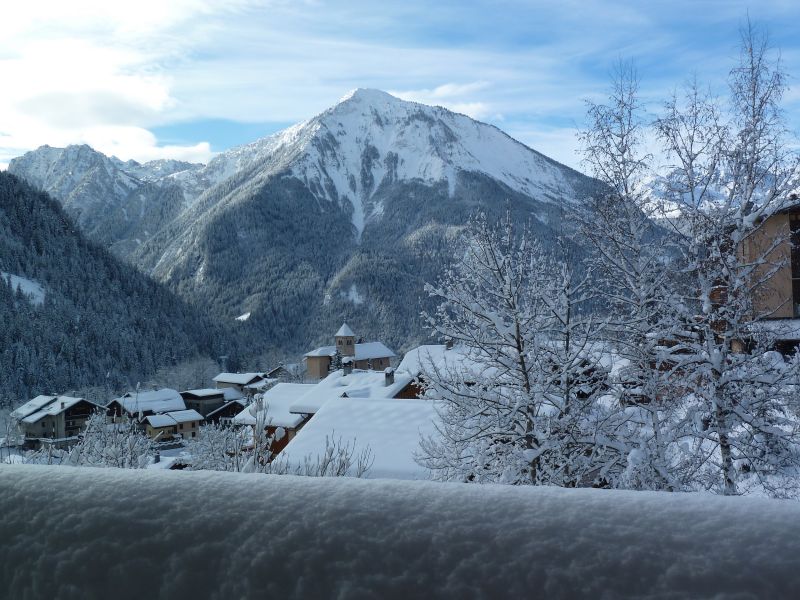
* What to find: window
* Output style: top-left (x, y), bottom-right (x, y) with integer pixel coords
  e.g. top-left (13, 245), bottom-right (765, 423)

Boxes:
top-left (347, 339), bottom-right (352, 345)
top-left (192, 432), bottom-right (196, 438)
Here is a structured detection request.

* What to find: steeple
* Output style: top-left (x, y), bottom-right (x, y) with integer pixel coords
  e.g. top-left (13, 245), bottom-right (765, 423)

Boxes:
top-left (334, 323), bottom-right (356, 357)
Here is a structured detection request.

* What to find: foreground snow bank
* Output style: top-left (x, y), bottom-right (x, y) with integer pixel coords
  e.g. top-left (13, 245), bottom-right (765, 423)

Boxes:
top-left (2, 465), bottom-right (800, 599)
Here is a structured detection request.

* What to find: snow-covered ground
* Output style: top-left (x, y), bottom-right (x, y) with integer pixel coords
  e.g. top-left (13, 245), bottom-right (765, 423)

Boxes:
top-left (1, 272), bottom-right (44, 305)
top-left (2, 464), bottom-right (800, 599)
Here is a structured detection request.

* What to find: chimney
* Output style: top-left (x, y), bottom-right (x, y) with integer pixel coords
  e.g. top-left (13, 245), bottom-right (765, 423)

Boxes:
top-left (60, 401), bottom-right (65, 410)
top-left (342, 356), bottom-right (353, 376)
top-left (384, 367), bottom-right (395, 386)
top-left (445, 338), bottom-right (454, 350)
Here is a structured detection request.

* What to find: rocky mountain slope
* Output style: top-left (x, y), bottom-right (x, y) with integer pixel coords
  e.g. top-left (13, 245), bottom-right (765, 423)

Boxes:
top-left (9, 90), bottom-right (603, 355)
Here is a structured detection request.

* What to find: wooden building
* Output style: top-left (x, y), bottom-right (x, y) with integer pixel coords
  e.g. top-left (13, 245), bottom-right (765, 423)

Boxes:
top-left (10, 395), bottom-right (104, 449)
top-left (304, 323), bottom-right (396, 380)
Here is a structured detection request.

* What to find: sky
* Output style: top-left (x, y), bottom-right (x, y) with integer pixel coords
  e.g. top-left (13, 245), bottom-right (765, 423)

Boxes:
top-left (1, 0), bottom-right (799, 171)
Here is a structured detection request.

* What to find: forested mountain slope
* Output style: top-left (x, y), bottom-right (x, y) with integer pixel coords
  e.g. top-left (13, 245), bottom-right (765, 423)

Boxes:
top-left (0, 172), bottom-right (240, 404)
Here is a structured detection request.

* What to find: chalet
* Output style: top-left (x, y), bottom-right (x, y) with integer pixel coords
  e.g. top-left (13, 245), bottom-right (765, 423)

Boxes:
top-left (10, 395), bottom-right (104, 449)
top-left (275, 397), bottom-right (440, 480)
top-left (304, 323), bottom-right (396, 380)
top-left (180, 387), bottom-right (244, 417)
top-left (205, 398), bottom-right (249, 425)
top-left (265, 363), bottom-right (304, 382)
top-left (108, 388), bottom-right (186, 419)
top-left (397, 344), bottom-right (486, 396)
top-left (143, 409), bottom-right (204, 442)
top-left (742, 200), bottom-right (800, 352)
top-left (212, 372), bottom-right (267, 394)
top-left (233, 383), bottom-right (317, 455)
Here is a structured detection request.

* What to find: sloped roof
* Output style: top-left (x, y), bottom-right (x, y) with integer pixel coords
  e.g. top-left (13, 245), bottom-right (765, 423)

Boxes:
top-left (289, 369), bottom-right (413, 415)
top-left (304, 342), bottom-right (395, 360)
top-left (205, 399), bottom-right (248, 420)
top-left (304, 345), bottom-right (336, 358)
top-left (233, 383), bottom-right (317, 429)
top-left (144, 409), bottom-right (203, 428)
top-left (354, 342), bottom-right (395, 360)
top-left (113, 389), bottom-right (185, 415)
top-left (335, 323), bottom-right (355, 337)
top-left (276, 397), bottom-right (439, 480)
top-left (181, 388), bottom-right (225, 399)
top-left (14, 396), bottom-right (93, 424)
top-left (212, 372), bottom-right (264, 385)
top-left (11, 395), bottom-right (59, 420)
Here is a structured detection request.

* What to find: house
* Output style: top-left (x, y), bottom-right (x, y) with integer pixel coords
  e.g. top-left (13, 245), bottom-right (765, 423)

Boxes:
top-left (212, 372), bottom-right (267, 394)
top-left (265, 363), bottom-right (304, 382)
top-left (180, 387), bottom-right (245, 417)
top-left (274, 397), bottom-right (440, 480)
top-left (304, 323), bottom-right (396, 380)
top-left (397, 344), bottom-right (490, 396)
top-left (287, 368), bottom-right (415, 416)
top-left (205, 398), bottom-right (249, 425)
top-left (107, 388), bottom-right (186, 419)
top-left (739, 199), bottom-right (800, 352)
top-left (143, 409), bottom-right (204, 442)
top-left (233, 383), bottom-right (317, 455)
top-left (10, 395), bottom-right (104, 449)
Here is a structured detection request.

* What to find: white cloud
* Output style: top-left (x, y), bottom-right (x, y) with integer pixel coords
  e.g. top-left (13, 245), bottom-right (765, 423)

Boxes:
top-left (0, 1), bottom-right (251, 164)
top-left (391, 83), bottom-right (494, 119)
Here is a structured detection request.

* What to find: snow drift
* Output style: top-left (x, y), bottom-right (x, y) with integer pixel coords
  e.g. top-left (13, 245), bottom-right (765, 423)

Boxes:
top-left (2, 464), bottom-right (800, 599)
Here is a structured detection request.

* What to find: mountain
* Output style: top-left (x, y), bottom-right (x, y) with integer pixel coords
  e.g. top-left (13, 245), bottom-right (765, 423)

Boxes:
top-left (0, 172), bottom-right (241, 404)
top-left (9, 89), bottom-right (603, 356)
top-left (7, 145), bottom-right (203, 257)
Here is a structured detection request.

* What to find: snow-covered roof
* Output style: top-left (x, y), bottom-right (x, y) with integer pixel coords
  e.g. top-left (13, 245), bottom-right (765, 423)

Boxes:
top-left (304, 342), bottom-right (396, 360)
top-left (233, 383), bottom-right (317, 429)
top-left (145, 409), bottom-right (203, 428)
top-left (304, 345), bottom-right (335, 358)
top-left (113, 389), bottom-right (185, 415)
top-left (205, 399), bottom-right (248, 420)
top-left (398, 344), bottom-right (489, 380)
top-left (335, 323), bottom-right (355, 337)
top-left (212, 372), bottom-right (264, 385)
top-left (277, 397), bottom-right (438, 479)
top-left (289, 369), bottom-right (413, 415)
top-left (11, 395), bottom-right (60, 420)
top-left (181, 388), bottom-right (246, 401)
top-left (244, 378), bottom-right (277, 391)
top-left (354, 342), bottom-right (395, 360)
top-left (181, 388), bottom-right (224, 398)
top-left (168, 409), bottom-right (204, 424)
top-left (13, 396), bottom-right (90, 424)
top-left (145, 414), bottom-right (177, 428)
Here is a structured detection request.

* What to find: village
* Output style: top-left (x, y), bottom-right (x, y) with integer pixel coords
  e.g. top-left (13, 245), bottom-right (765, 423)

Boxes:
top-left (2, 323), bottom-right (468, 478)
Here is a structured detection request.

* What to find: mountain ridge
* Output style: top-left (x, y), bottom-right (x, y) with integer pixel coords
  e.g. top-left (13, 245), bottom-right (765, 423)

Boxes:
top-left (8, 89), bottom-right (604, 357)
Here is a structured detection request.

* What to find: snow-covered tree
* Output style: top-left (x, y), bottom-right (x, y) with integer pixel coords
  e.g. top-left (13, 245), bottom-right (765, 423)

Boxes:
top-left (418, 215), bottom-right (623, 486)
top-left (64, 412), bottom-right (153, 469)
top-left (654, 23), bottom-right (800, 496)
top-left (579, 63), bottom-right (687, 491)
top-left (186, 422), bottom-right (254, 472)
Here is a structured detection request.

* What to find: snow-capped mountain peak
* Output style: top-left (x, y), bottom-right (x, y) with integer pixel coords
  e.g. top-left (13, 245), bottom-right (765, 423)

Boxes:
top-left (194, 88), bottom-right (582, 238)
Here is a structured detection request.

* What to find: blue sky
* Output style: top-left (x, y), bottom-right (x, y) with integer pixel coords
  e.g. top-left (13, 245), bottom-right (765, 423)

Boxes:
top-left (1, 0), bottom-right (799, 170)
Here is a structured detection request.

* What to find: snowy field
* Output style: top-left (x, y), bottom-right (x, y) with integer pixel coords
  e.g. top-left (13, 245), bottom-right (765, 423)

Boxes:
top-left (2, 465), bottom-right (800, 599)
